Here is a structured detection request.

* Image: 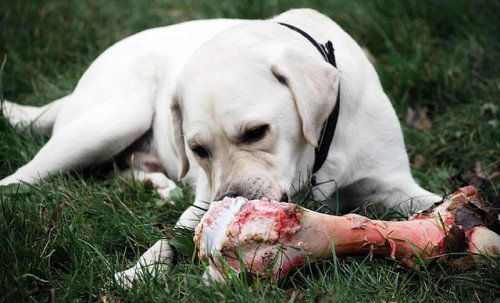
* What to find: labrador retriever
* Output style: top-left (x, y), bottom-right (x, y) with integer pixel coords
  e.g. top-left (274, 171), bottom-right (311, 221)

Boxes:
top-left (1, 9), bottom-right (440, 286)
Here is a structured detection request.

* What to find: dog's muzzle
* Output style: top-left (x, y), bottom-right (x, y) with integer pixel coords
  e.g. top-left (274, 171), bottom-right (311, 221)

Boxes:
top-left (215, 190), bottom-right (289, 202)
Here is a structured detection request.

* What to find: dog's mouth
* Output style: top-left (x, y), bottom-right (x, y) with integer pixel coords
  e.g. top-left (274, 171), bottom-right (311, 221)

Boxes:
top-left (214, 191), bottom-right (290, 203)
top-left (279, 192), bottom-right (289, 202)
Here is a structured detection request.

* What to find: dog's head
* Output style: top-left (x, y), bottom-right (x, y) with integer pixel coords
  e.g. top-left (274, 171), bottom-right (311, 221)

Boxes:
top-left (171, 22), bottom-right (339, 202)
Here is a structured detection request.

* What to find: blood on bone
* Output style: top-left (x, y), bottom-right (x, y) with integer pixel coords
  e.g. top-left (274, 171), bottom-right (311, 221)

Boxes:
top-left (458, 186), bottom-right (478, 197)
top-left (229, 199), bottom-right (302, 243)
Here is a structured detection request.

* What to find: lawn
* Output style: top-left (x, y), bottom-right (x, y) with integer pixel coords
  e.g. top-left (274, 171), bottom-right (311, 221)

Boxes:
top-left (1, 0), bottom-right (499, 302)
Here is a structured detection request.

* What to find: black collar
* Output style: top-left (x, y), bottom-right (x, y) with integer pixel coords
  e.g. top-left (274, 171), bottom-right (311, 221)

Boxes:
top-left (278, 22), bottom-right (341, 175)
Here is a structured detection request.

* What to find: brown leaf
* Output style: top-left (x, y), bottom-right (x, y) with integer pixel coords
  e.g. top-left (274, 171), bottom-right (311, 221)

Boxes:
top-left (315, 292), bottom-right (337, 303)
top-left (464, 162), bottom-right (488, 189)
top-left (39, 7), bottom-right (47, 17)
top-left (443, 225), bottom-right (467, 253)
top-left (405, 107), bottom-right (432, 130)
top-left (449, 256), bottom-right (476, 271)
top-left (474, 162), bottom-right (486, 178)
top-left (413, 154), bottom-right (426, 169)
top-left (285, 288), bottom-right (304, 303)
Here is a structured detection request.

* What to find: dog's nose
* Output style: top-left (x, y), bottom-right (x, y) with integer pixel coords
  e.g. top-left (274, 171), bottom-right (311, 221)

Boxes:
top-left (215, 190), bottom-right (240, 201)
top-left (280, 193), bottom-right (289, 202)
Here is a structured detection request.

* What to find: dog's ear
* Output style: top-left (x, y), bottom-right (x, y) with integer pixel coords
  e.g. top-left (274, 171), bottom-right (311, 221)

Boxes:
top-left (171, 94), bottom-right (190, 179)
top-left (271, 50), bottom-right (339, 147)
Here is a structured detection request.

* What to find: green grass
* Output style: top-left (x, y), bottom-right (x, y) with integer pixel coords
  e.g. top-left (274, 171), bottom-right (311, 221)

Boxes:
top-left (1, 1), bottom-right (499, 302)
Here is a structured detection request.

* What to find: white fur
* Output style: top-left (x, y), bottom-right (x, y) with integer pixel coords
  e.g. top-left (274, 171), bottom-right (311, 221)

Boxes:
top-left (1, 9), bottom-right (440, 287)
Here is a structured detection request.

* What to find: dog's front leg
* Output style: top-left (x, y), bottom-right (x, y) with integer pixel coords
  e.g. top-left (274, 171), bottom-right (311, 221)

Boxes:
top-left (114, 172), bottom-right (210, 288)
top-left (122, 169), bottom-right (177, 200)
top-left (119, 152), bottom-right (178, 201)
top-left (114, 239), bottom-right (174, 288)
top-left (175, 172), bottom-right (211, 229)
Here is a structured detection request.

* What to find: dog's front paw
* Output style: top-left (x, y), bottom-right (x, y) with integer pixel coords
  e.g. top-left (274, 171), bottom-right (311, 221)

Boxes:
top-left (114, 267), bottom-right (138, 289)
top-left (113, 239), bottom-right (174, 289)
top-left (123, 170), bottom-right (178, 201)
top-left (149, 173), bottom-right (177, 201)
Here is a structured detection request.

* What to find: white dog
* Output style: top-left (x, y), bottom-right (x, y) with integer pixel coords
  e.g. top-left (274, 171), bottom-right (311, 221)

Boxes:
top-left (1, 9), bottom-right (440, 286)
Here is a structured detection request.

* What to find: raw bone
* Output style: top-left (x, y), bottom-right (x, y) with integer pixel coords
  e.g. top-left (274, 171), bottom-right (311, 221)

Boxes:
top-left (194, 186), bottom-right (500, 281)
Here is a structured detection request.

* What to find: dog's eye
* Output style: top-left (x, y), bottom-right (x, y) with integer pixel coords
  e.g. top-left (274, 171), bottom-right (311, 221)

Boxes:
top-left (191, 145), bottom-right (209, 159)
top-left (240, 124), bottom-right (269, 144)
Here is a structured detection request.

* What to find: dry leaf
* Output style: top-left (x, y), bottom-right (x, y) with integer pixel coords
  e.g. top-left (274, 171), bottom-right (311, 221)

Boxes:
top-left (405, 107), bottom-right (432, 130)
top-left (413, 154), bottom-right (426, 169)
